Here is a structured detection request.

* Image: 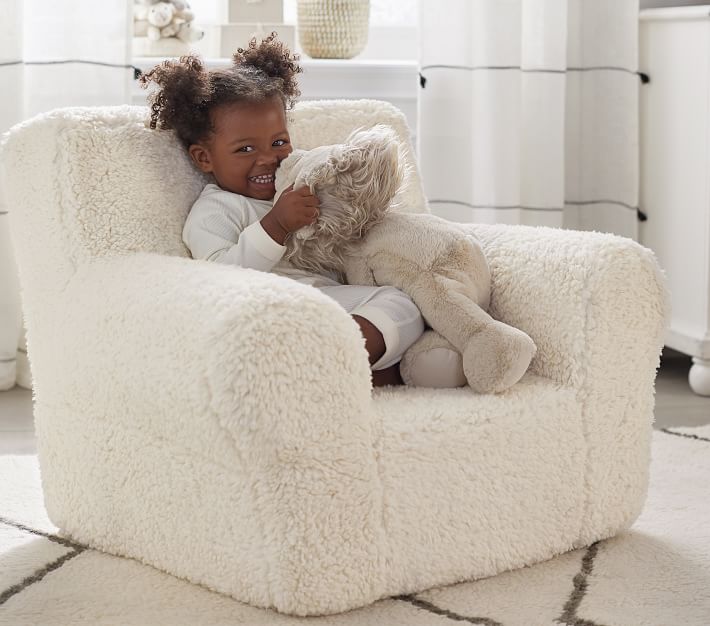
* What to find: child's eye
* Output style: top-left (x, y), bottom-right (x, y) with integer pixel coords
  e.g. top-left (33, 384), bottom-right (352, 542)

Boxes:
top-left (274, 139), bottom-right (289, 147)
top-left (235, 146), bottom-right (253, 153)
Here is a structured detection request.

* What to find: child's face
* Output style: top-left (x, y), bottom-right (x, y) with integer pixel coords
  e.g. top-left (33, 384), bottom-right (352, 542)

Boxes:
top-left (189, 97), bottom-right (292, 200)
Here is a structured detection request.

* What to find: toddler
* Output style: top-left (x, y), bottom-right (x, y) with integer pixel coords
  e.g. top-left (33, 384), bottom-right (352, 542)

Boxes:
top-left (140, 34), bottom-right (425, 387)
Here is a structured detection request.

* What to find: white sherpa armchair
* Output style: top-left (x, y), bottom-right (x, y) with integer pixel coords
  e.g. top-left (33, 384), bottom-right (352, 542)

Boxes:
top-left (0, 100), bottom-right (667, 616)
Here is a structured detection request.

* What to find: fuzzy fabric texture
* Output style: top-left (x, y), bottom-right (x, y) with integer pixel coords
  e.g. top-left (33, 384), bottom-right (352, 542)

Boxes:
top-left (274, 133), bottom-right (536, 393)
top-left (0, 100), bottom-right (669, 616)
top-left (3, 427), bottom-right (709, 625)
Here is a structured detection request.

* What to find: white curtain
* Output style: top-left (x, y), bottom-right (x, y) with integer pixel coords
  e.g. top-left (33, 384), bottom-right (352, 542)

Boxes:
top-left (419, 0), bottom-right (640, 238)
top-left (0, 0), bottom-right (132, 390)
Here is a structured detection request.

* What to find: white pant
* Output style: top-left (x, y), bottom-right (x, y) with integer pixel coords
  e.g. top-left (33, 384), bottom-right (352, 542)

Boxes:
top-left (319, 285), bottom-right (425, 370)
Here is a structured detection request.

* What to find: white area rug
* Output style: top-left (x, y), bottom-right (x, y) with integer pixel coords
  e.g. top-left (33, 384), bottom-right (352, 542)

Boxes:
top-left (1, 427), bottom-right (709, 626)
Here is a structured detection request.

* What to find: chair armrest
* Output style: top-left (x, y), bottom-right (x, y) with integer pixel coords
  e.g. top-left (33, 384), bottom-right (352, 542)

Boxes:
top-left (466, 223), bottom-right (669, 542)
top-left (39, 252), bottom-right (385, 614)
top-left (467, 223), bottom-right (669, 393)
top-left (48, 252), bottom-right (375, 441)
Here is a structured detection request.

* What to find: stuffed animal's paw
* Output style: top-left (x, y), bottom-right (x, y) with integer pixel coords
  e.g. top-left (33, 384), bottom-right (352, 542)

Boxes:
top-left (400, 330), bottom-right (467, 388)
top-left (462, 321), bottom-right (536, 393)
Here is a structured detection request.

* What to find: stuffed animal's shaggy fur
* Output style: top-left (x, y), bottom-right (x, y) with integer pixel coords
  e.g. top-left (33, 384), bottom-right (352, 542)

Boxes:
top-left (275, 125), bottom-right (407, 276)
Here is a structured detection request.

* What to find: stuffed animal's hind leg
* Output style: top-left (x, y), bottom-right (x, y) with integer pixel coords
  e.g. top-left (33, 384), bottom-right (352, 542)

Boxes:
top-left (400, 330), bottom-right (467, 388)
top-left (418, 276), bottom-right (537, 393)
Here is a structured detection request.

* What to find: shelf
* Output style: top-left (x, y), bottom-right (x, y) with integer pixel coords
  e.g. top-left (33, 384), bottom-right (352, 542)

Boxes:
top-left (640, 6), bottom-right (710, 21)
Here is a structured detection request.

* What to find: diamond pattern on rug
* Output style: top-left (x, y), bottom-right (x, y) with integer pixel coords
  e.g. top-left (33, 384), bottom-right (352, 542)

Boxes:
top-left (0, 521), bottom-right (73, 604)
top-left (575, 427), bottom-right (710, 626)
top-left (0, 548), bottom-right (455, 626)
top-left (414, 544), bottom-right (585, 625)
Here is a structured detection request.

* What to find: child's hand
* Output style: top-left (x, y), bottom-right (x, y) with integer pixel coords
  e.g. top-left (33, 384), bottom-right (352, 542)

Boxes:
top-left (273, 184), bottom-right (320, 231)
top-left (261, 184), bottom-right (320, 245)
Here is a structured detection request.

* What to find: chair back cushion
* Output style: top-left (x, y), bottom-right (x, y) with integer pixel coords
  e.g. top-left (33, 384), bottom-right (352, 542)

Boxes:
top-left (0, 100), bottom-right (425, 300)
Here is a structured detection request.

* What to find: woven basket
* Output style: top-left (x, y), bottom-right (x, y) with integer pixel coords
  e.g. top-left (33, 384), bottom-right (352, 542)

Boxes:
top-left (297, 0), bottom-right (370, 59)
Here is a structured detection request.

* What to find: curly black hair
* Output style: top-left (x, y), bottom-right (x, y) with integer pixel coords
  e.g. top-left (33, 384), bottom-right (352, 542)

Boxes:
top-left (139, 32), bottom-right (302, 147)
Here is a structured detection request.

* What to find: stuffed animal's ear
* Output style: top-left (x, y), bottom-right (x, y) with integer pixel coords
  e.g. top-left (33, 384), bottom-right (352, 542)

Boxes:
top-left (339, 125), bottom-right (405, 216)
top-left (299, 145), bottom-right (345, 190)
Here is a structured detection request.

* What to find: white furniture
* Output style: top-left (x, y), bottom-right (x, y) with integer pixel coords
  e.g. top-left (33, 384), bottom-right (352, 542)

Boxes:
top-left (639, 7), bottom-right (710, 395)
top-left (216, 0), bottom-right (293, 56)
top-left (0, 101), bottom-right (667, 616)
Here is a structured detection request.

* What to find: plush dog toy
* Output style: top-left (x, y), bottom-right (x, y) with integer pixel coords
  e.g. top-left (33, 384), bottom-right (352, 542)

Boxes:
top-left (274, 125), bottom-right (537, 393)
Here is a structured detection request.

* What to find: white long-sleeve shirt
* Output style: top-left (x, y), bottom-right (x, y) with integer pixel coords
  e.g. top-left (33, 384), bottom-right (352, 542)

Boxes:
top-left (182, 184), bottom-right (341, 287)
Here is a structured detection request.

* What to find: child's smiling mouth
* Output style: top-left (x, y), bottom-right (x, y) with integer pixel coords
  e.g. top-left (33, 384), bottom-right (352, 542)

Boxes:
top-left (249, 173), bottom-right (275, 186)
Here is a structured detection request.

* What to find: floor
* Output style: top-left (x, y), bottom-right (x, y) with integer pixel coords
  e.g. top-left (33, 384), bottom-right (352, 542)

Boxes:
top-left (1, 348), bottom-right (709, 455)
top-left (653, 348), bottom-right (710, 428)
